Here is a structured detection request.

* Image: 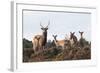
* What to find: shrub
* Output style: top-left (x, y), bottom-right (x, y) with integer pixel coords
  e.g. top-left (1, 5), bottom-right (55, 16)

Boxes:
top-left (23, 38), bottom-right (33, 48)
top-left (23, 38), bottom-right (91, 62)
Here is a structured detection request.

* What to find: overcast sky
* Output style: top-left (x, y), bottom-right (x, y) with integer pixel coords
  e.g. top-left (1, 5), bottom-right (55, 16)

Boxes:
top-left (23, 10), bottom-right (91, 41)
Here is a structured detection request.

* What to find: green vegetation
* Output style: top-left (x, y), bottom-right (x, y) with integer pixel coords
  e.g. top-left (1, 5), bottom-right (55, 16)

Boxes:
top-left (23, 38), bottom-right (33, 48)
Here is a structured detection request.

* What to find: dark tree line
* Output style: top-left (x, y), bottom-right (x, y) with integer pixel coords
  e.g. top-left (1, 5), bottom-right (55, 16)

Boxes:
top-left (23, 38), bottom-right (33, 48)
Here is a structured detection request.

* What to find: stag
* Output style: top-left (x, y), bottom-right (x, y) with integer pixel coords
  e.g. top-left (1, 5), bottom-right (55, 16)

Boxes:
top-left (32, 21), bottom-right (50, 52)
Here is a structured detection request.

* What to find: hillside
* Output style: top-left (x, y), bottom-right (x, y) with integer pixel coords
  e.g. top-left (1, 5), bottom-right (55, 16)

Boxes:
top-left (23, 38), bottom-right (91, 62)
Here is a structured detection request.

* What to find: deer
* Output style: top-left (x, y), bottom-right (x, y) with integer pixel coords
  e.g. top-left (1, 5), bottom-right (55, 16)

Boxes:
top-left (32, 21), bottom-right (50, 52)
top-left (79, 31), bottom-right (84, 39)
top-left (52, 35), bottom-right (69, 49)
top-left (70, 32), bottom-right (78, 46)
top-left (79, 31), bottom-right (84, 47)
top-left (64, 34), bottom-right (71, 48)
top-left (32, 35), bottom-right (41, 52)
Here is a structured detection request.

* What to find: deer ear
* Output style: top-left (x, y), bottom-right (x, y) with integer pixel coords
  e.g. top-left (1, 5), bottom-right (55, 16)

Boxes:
top-left (41, 28), bottom-right (44, 30)
top-left (73, 32), bottom-right (75, 34)
top-left (55, 35), bottom-right (57, 37)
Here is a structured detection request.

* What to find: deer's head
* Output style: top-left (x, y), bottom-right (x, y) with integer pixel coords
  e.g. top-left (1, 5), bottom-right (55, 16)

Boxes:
top-left (52, 35), bottom-right (57, 41)
top-left (79, 31), bottom-right (84, 38)
top-left (70, 32), bottom-right (75, 39)
top-left (40, 21), bottom-right (50, 33)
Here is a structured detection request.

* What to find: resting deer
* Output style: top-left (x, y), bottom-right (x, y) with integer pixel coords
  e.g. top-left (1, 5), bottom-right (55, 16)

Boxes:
top-left (52, 35), bottom-right (68, 49)
top-left (32, 21), bottom-right (50, 52)
top-left (70, 32), bottom-right (78, 46)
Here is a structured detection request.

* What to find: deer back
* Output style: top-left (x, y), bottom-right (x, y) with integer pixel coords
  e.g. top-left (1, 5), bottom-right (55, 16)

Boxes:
top-left (55, 40), bottom-right (65, 47)
top-left (32, 35), bottom-right (42, 50)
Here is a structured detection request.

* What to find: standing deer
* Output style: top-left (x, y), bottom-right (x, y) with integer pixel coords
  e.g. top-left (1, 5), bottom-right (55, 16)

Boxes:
top-left (52, 35), bottom-right (68, 49)
top-left (64, 34), bottom-right (71, 48)
top-left (79, 31), bottom-right (84, 47)
top-left (32, 35), bottom-right (41, 51)
top-left (79, 31), bottom-right (84, 39)
top-left (32, 21), bottom-right (50, 52)
top-left (70, 32), bottom-right (78, 46)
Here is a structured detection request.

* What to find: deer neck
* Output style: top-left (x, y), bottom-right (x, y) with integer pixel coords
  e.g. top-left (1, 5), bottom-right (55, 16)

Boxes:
top-left (42, 31), bottom-right (47, 42)
top-left (81, 36), bottom-right (83, 39)
top-left (54, 38), bottom-right (58, 42)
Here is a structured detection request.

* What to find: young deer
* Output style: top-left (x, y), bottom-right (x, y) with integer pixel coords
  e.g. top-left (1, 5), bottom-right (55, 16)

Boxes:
top-left (70, 32), bottom-right (78, 46)
top-left (32, 21), bottom-right (50, 52)
top-left (33, 35), bottom-right (41, 51)
top-left (52, 35), bottom-right (66, 49)
top-left (79, 31), bottom-right (84, 39)
top-left (79, 31), bottom-right (84, 47)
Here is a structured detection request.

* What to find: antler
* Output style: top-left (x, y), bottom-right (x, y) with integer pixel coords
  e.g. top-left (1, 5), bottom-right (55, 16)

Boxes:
top-left (46, 20), bottom-right (50, 28)
top-left (40, 22), bottom-right (44, 28)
